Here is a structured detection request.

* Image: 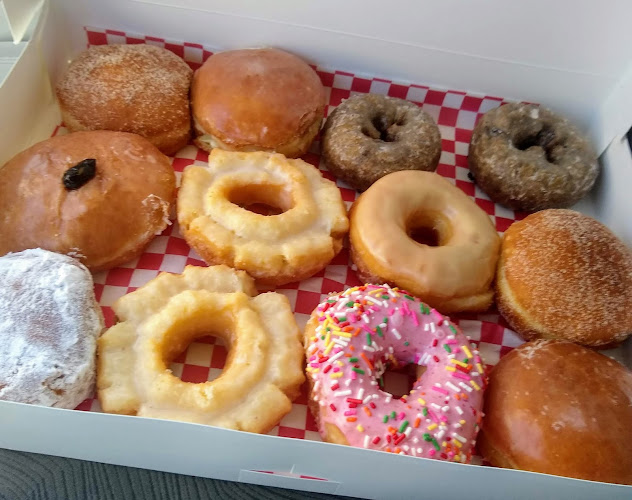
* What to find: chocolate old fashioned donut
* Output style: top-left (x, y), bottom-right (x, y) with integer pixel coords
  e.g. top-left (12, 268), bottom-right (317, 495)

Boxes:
top-left (322, 94), bottom-right (441, 191)
top-left (468, 103), bottom-right (599, 212)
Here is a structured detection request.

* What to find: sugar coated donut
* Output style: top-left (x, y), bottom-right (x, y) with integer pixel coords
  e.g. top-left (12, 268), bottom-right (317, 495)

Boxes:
top-left (0, 249), bottom-right (104, 408)
top-left (496, 209), bottom-right (632, 347)
top-left (177, 149), bottom-right (349, 286)
top-left (350, 170), bottom-right (500, 313)
top-left (98, 265), bottom-right (305, 432)
top-left (469, 103), bottom-right (599, 212)
top-left (479, 340), bottom-right (632, 485)
top-left (322, 94), bottom-right (441, 191)
top-left (57, 44), bottom-right (193, 155)
top-left (0, 131), bottom-right (176, 272)
top-left (191, 48), bottom-right (325, 158)
top-left (305, 284), bottom-right (486, 461)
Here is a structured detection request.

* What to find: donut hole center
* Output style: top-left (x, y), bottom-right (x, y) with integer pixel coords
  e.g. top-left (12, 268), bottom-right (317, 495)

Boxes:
top-left (227, 184), bottom-right (292, 216)
top-left (362, 114), bottom-right (405, 143)
top-left (513, 126), bottom-right (558, 164)
top-left (167, 334), bottom-right (230, 383)
top-left (380, 363), bottom-right (423, 399)
top-left (406, 212), bottom-right (450, 247)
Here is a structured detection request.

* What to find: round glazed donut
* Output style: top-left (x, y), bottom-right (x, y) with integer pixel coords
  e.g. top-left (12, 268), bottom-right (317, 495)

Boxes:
top-left (0, 131), bottom-right (176, 272)
top-left (322, 94), bottom-right (441, 191)
top-left (177, 149), bottom-right (349, 286)
top-left (479, 340), bottom-right (632, 485)
top-left (468, 103), bottom-right (599, 212)
top-left (191, 48), bottom-right (325, 158)
top-left (304, 284), bottom-right (486, 462)
top-left (98, 265), bottom-right (305, 433)
top-left (349, 170), bottom-right (501, 313)
top-left (496, 209), bottom-right (632, 347)
top-left (56, 44), bottom-right (193, 156)
top-left (0, 249), bottom-right (104, 408)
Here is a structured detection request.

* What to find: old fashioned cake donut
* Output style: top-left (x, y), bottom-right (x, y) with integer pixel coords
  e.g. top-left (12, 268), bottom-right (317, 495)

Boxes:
top-left (305, 284), bottom-right (486, 462)
top-left (496, 209), bottom-right (632, 347)
top-left (97, 265), bottom-right (305, 433)
top-left (177, 149), bottom-right (349, 286)
top-left (479, 340), bottom-right (632, 485)
top-left (350, 171), bottom-right (501, 313)
top-left (322, 94), bottom-right (441, 191)
top-left (0, 249), bottom-right (104, 408)
top-left (0, 131), bottom-right (176, 272)
top-left (56, 44), bottom-right (193, 156)
top-left (191, 48), bottom-right (325, 158)
top-left (468, 103), bottom-right (599, 212)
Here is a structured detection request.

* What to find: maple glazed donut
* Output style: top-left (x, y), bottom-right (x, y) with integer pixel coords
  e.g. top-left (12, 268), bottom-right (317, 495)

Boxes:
top-left (177, 149), bottom-right (349, 286)
top-left (468, 103), bottom-right (599, 212)
top-left (322, 94), bottom-right (441, 191)
top-left (97, 265), bottom-right (305, 433)
top-left (304, 284), bottom-right (486, 461)
top-left (349, 170), bottom-right (501, 313)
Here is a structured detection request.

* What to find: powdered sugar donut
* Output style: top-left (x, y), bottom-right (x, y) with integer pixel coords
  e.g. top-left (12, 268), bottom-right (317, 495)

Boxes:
top-left (304, 284), bottom-right (486, 462)
top-left (0, 249), bottom-right (104, 408)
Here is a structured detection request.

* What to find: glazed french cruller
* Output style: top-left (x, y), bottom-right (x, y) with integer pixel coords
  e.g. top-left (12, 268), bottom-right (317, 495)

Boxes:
top-left (98, 265), bottom-right (305, 433)
top-left (350, 170), bottom-right (501, 313)
top-left (178, 149), bottom-right (349, 286)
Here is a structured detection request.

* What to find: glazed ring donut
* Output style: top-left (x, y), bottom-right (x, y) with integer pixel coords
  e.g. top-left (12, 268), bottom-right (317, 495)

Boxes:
top-left (97, 265), bottom-right (305, 433)
top-left (305, 284), bottom-right (486, 462)
top-left (468, 103), bottom-right (599, 212)
top-left (321, 94), bottom-right (441, 191)
top-left (349, 170), bottom-right (501, 313)
top-left (177, 149), bottom-right (349, 286)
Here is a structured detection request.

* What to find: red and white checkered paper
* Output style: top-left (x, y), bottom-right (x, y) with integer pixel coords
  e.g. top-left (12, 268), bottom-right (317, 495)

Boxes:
top-left (71, 28), bottom-right (528, 451)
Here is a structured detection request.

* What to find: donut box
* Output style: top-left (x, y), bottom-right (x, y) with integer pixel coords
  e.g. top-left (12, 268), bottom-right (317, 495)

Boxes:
top-left (1, 1), bottom-right (631, 499)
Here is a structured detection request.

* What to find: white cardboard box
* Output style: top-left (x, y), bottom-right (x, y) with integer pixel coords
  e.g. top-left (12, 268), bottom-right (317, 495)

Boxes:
top-left (0, 1), bottom-right (631, 498)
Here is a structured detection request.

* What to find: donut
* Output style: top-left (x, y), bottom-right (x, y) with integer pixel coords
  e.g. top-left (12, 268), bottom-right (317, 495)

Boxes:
top-left (56, 44), bottom-right (193, 155)
top-left (496, 209), bottom-right (632, 347)
top-left (97, 265), bottom-right (305, 432)
top-left (0, 249), bottom-right (104, 408)
top-left (349, 170), bottom-right (501, 313)
top-left (479, 340), bottom-right (632, 485)
top-left (321, 94), bottom-right (441, 191)
top-left (304, 284), bottom-right (486, 461)
top-left (468, 103), bottom-right (599, 212)
top-left (0, 131), bottom-right (176, 272)
top-left (191, 48), bottom-right (325, 158)
top-left (177, 149), bottom-right (349, 286)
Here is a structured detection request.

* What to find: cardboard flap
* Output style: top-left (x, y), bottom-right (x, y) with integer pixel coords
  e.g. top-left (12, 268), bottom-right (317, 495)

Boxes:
top-left (1, 0), bottom-right (43, 43)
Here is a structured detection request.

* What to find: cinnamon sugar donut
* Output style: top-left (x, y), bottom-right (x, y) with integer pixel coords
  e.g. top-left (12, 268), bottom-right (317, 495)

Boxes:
top-left (0, 249), bottom-right (104, 408)
top-left (322, 94), bottom-right (441, 191)
top-left (496, 209), bottom-right (632, 347)
top-left (350, 170), bottom-right (500, 313)
top-left (57, 44), bottom-right (193, 155)
top-left (469, 103), bottom-right (599, 211)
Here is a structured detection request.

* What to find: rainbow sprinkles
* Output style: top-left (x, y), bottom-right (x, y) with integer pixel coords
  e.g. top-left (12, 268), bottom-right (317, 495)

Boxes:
top-left (305, 284), bottom-right (486, 462)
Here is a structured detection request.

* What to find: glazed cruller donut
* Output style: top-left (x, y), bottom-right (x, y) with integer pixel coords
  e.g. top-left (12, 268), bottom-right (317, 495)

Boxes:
top-left (178, 150), bottom-right (349, 286)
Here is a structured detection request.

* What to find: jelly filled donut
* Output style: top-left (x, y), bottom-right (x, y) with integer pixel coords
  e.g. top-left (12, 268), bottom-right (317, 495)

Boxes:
top-left (322, 94), bottom-right (441, 191)
top-left (305, 284), bottom-right (486, 462)
top-left (468, 103), bottom-right (599, 212)
top-left (350, 170), bottom-right (500, 313)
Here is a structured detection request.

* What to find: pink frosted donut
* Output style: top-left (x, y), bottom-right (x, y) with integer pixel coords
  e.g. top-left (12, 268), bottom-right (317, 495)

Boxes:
top-left (304, 284), bottom-right (486, 462)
